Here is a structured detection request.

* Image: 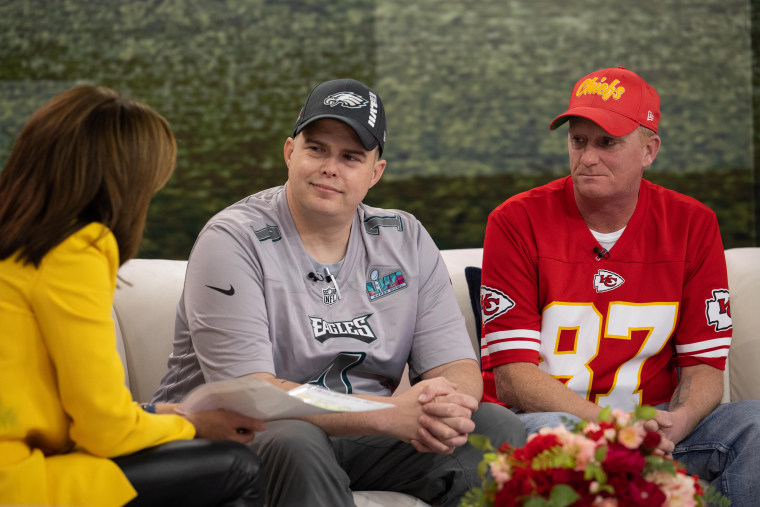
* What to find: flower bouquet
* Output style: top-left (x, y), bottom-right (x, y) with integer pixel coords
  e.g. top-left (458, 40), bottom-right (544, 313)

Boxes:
top-left (460, 406), bottom-right (728, 507)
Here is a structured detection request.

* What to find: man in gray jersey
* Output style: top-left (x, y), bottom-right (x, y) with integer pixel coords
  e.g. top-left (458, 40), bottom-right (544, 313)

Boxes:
top-left (154, 78), bottom-right (526, 506)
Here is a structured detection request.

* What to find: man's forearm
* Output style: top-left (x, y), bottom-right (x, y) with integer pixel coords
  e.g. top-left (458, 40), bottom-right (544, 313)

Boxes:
top-left (664, 363), bottom-right (723, 443)
top-left (421, 359), bottom-right (483, 401)
top-left (249, 372), bottom-right (466, 450)
top-left (494, 362), bottom-right (603, 421)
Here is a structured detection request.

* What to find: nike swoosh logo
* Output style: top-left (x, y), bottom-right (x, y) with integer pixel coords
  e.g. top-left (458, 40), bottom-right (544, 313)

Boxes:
top-left (205, 284), bottom-right (235, 296)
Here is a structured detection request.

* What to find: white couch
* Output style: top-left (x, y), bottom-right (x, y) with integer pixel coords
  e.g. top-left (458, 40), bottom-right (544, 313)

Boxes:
top-left (113, 247), bottom-right (760, 505)
top-left (112, 248), bottom-right (484, 404)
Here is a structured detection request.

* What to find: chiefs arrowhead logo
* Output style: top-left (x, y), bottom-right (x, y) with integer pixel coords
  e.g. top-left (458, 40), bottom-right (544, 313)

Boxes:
top-left (593, 269), bottom-right (625, 293)
top-left (705, 288), bottom-right (732, 331)
top-left (480, 286), bottom-right (515, 325)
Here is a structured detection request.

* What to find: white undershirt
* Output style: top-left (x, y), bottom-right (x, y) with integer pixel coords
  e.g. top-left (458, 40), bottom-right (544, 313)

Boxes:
top-left (590, 226), bottom-right (626, 251)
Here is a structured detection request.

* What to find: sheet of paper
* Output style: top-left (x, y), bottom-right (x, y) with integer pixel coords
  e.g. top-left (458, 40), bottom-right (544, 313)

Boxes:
top-left (179, 375), bottom-right (394, 420)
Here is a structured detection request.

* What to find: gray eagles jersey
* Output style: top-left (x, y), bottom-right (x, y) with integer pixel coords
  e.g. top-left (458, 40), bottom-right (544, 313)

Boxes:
top-left (153, 185), bottom-right (475, 403)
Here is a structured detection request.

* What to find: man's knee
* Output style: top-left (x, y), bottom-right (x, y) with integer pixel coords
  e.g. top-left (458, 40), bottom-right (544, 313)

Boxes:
top-left (697, 400), bottom-right (760, 447)
top-left (250, 419), bottom-right (333, 465)
top-left (518, 411), bottom-right (579, 436)
top-left (472, 402), bottom-right (527, 447)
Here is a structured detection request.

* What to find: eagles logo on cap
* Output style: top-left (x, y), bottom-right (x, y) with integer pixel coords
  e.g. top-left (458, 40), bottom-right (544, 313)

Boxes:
top-left (293, 78), bottom-right (387, 155)
top-left (323, 92), bottom-right (367, 108)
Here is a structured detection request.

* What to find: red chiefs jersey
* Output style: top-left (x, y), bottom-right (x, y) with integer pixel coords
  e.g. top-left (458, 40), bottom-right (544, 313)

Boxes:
top-left (480, 176), bottom-right (732, 411)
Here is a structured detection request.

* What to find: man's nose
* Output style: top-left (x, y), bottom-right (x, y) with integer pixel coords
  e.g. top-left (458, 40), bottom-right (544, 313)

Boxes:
top-left (579, 145), bottom-right (600, 166)
top-left (321, 156), bottom-right (339, 176)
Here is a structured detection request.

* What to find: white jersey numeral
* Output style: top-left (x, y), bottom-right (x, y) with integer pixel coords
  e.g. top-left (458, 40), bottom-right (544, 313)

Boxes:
top-left (540, 302), bottom-right (678, 411)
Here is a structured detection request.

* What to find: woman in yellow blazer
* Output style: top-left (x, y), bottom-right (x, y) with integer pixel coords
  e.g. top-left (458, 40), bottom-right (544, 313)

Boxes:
top-left (0, 86), bottom-right (266, 506)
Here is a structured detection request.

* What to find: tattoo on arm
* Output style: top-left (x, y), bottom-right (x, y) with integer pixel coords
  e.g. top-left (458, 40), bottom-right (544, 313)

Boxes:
top-left (670, 377), bottom-right (692, 410)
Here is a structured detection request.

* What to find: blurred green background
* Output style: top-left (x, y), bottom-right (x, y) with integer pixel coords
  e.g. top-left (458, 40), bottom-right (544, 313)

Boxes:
top-left (1, 0), bottom-right (757, 258)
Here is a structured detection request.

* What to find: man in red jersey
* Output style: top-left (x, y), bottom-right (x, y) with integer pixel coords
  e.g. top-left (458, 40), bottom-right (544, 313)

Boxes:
top-left (480, 66), bottom-right (760, 504)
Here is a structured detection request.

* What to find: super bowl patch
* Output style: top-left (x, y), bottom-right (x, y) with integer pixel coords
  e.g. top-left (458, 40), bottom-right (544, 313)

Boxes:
top-left (366, 268), bottom-right (407, 301)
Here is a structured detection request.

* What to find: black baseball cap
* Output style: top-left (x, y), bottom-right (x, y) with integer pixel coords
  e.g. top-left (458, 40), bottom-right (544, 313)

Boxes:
top-left (293, 78), bottom-right (387, 156)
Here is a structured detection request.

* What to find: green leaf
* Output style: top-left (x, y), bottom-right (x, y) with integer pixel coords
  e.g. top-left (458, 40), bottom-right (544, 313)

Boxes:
top-left (549, 484), bottom-right (581, 507)
top-left (644, 455), bottom-right (676, 474)
top-left (468, 433), bottom-right (494, 452)
top-left (594, 445), bottom-right (608, 462)
top-left (457, 487), bottom-right (489, 507)
top-left (598, 406), bottom-right (612, 422)
top-left (634, 405), bottom-right (657, 421)
top-left (560, 415), bottom-right (581, 431)
top-left (584, 462), bottom-right (607, 484)
top-left (524, 497), bottom-right (551, 507)
top-left (702, 485), bottom-right (732, 507)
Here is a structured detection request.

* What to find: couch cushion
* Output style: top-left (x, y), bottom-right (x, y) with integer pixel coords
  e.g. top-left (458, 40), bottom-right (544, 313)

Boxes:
top-left (439, 249), bottom-right (483, 354)
top-left (724, 248), bottom-right (760, 402)
top-left (113, 259), bottom-right (188, 402)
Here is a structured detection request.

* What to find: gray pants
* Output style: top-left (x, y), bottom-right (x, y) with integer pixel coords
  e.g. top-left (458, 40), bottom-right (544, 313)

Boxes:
top-left (249, 402), bottom-right (526, 507)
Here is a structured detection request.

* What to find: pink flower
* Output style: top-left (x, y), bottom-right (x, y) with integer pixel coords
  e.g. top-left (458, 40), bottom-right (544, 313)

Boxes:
top-left (617, 423), bottom-right (645, 449)
top-left (563, 432), bottom-right (598, 471)
top-left (593, 497), bottom-right (619, 507)
top-left (646, 470), bottom-right (699, 507)
top-left (488, 454), bottom-right (511, 490)
top-left (611, 408), bottom-right (632, 427)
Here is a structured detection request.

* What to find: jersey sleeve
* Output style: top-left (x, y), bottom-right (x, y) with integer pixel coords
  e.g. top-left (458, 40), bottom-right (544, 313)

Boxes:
top-left (480, 202), bottom-right (543, 371)
top-left (407, 222), bottom-right (476, 380)
top-left (182, 222), bottom-right (275, 382)
top-left (32, 225), bottom-right (194, 457)
top-left (674, 210), bottom-right (732, 369)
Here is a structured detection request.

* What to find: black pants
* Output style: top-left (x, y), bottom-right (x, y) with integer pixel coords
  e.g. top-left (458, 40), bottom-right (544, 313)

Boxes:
top-left (113, 439), bottom-right (265, 507)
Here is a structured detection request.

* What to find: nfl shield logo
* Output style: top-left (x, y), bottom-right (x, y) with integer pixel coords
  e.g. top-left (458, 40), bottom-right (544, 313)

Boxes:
top-left (322, 287), bottom-right (338, 306)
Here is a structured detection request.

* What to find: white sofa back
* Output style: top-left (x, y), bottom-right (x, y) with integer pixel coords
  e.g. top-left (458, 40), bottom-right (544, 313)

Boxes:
top-left (724, 248), bottom-right (760, 402)
top-left (114, 248), bottom-right (760, 405)
top-left (114, 259), bottom-right (189, 403)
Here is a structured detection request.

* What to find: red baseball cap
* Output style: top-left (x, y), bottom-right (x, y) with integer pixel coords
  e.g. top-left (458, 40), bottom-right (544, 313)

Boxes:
top-left (550, 67), bottom-right (660, 136)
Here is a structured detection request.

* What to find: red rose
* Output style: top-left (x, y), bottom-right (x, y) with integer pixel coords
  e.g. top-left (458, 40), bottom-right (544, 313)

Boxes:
top-left (513, 433), bottom-right (559, 461)
top-left (625, 475), bottom-right (667, 506)
top-left (585, 428), bottom-right (605, 441)
top-left (643, 431), bottom-right (661, 450)
top-left (602, 444), bottom-right (646, 476)
top-left (495, 472), bottom-right (532, 505)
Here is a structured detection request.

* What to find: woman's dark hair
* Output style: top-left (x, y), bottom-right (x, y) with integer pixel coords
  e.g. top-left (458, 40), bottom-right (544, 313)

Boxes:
top-left (0, 85), bottom-right (176, 266)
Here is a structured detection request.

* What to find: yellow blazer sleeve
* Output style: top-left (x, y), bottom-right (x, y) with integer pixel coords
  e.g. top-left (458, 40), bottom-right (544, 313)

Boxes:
top-left (31, 224), bottom-right (194, 457)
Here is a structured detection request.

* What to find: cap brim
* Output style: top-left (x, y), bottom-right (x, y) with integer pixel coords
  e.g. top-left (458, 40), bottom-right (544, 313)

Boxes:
top-left (549, 107), bottom-right (639, 137)
top-left (294, 114), bottom-right (380, 154)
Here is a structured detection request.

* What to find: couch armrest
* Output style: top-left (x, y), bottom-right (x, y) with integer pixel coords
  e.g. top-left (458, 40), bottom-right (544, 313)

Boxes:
top-left (113, 259), bottom-right (188, 402)
top-left (725, 248), bottom-right (760, 402)
top-left (439, 248), bottom-right (483, 355)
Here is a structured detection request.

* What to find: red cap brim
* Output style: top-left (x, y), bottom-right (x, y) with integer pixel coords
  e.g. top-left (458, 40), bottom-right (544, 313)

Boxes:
top-left (550, 106), bottom-right (640, 137)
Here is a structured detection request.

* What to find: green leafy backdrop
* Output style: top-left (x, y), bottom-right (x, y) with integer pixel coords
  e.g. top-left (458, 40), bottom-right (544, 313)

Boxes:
top-left (0, 0), bottom-right (755, 258)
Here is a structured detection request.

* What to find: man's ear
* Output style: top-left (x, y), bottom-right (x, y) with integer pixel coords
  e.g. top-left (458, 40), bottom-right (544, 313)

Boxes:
top-left (283, 137), bottom-right (295, 167)
top-left (642, 134), bottom-right (661, 168)
top-left (369, 158), bottom-right (386, 188)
